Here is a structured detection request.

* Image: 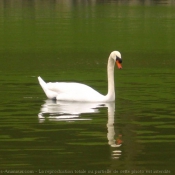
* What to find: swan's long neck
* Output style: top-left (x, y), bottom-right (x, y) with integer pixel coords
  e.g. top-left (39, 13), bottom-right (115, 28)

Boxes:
top-left (106, 55), bottom-right (115, 101)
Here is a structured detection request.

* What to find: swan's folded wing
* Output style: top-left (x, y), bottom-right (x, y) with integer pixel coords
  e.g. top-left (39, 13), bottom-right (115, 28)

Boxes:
top-left (47, 82), bottom-right (104, 101)
top-left (47, 82), bottom-right (96, 94)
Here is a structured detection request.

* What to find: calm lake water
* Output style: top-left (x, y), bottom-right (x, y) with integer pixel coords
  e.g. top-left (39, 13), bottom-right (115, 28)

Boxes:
top-left (0, 0), bottom-right (175, 174)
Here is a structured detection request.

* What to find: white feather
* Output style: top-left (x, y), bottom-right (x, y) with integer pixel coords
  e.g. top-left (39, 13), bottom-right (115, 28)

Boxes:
top-left (38, 51), bottom-right (122, 102)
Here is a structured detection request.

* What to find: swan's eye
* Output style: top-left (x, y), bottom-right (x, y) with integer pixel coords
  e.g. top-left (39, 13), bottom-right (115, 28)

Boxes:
top-left (116, 56), bottom-right (122, 63)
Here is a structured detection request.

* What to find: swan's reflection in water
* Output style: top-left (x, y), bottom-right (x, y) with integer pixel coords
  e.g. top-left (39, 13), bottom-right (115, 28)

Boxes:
top-left (38, 100), bottom-right (122, 159)
top-left (38, 100), bottom-right (102, 121)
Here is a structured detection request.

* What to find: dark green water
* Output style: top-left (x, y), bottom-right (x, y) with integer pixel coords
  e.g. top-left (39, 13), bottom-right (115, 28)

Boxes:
top-left (0, 0), bottom-right (175, 174)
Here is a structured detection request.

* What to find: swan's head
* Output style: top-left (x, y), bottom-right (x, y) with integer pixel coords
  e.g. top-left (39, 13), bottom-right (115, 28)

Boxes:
top-left (111, 51), bottom-right (122, 69)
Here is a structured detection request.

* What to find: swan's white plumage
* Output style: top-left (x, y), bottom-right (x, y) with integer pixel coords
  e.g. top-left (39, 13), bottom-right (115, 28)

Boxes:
top-left (38, 78), bottom-right (105, 102)
top-left (38, 51), bottom-right (122, 102)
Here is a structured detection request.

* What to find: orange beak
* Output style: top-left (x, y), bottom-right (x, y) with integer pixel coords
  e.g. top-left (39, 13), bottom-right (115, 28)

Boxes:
top-left (116, 60), bottom-right (122, 69)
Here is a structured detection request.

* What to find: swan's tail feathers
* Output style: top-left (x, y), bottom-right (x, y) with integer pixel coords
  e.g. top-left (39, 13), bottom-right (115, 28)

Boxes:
top-left (38, 76), bottom-right (57, 99)
top-left (38, 76), bottom-right (47, 91)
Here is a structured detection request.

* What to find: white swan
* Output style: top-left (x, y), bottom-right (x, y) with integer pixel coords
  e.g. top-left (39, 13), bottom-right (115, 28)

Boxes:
top-left (38, 51), bottom-right (122, 102)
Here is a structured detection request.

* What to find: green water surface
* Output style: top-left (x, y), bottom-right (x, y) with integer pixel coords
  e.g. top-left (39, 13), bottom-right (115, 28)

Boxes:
top-left (0, 0), bottom-right (175, 174)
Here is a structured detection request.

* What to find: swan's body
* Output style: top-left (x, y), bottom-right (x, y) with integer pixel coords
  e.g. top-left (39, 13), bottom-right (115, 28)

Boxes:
top-left (38, 51), bottom-right (122, 102)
